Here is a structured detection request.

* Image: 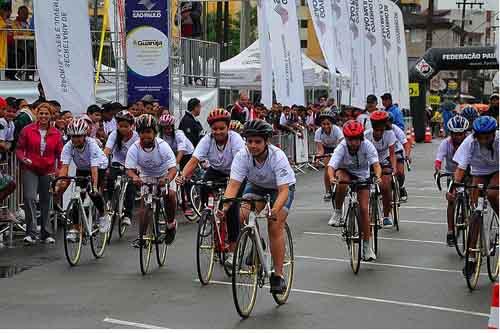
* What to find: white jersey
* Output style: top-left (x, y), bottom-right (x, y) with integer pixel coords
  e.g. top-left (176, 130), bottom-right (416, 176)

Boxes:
top-left (357, 112), bottom-right (372, 131)
top-left (163, 130), bottom-right (194, 155)
top-left (364, 129), bottom-right (397, 162)
top-left (125, 137), bottom-right (177, 178)
top-left (314, 126), bottom-right (344, 149)
top-left (0, 118), bottom-right (14, 142)
top-left (193, 131), bottom-right (245, 175)
top-left (231, 144), bottom-right (296, 189)
top-left (453, 131), bottom-right (499, 176)
top-left (436, 137), bottom-right (459, 173)
top-left (391, 124), bottom-right (407, 153)
top-left (61, 137), bottom-right (107, 170)
top-left (329, 140), bottom-right (379, 179)
top-left (105, 130), bottom-right (139, 165)
top-left (103, 118), bottom-right (117, 136)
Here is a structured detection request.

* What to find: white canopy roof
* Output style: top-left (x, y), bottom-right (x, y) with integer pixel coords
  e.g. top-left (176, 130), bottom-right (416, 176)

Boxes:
top-left (220, 40), bottom-right (331, 89)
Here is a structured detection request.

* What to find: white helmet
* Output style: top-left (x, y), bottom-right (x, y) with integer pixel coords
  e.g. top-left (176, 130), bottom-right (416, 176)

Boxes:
top-left (66, 118), bottom-right (89, 136)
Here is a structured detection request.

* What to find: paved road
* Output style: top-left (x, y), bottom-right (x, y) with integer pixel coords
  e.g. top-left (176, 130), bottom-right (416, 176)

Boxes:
top-left (0, 141), bottom-right (495, 329)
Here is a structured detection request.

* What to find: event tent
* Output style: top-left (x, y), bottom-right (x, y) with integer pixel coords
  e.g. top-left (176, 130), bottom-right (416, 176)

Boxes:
top-left (220, 39), bottom-right (332, 89)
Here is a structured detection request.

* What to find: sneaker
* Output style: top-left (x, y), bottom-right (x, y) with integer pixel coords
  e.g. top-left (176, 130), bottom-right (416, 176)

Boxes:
top-left (98, 215), bottom-right (111, 233)
top-left (328, 209), bottom-right (343, 227)
top-left (323, 192), bottom-right (332, 202)
top-left (463, 261), bottom-right (475, 279)
top-left (163, 220), bottom-right (177, 245)
top-left (44, 237), bottom-right (56, 244)
top-left (383, 217), bottom-right (394, 228)
top-left (269, 273), bottom-right (287, 295)
top-left (23, 235), bottom-right (36, 245)
top-left (66, 229), bottom-right (79, 243)
top-left (446, 233), bottom-right (456, 247)
top-left (122, 216), bottom-right (132, 226)
top-left (224, 252), bottom-right (234, 268)
top-left (400, 187), bottom-right (408, 202)
top-left (362, 241), bottom-right (376, 261)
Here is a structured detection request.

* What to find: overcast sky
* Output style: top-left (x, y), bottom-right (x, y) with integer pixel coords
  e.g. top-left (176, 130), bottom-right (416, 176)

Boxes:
top-left (437, 0), bottom-right (499, 11)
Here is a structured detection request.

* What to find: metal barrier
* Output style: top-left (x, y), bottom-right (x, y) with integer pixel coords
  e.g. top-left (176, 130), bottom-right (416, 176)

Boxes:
top-left (403, 116), bottom-right (413, 131)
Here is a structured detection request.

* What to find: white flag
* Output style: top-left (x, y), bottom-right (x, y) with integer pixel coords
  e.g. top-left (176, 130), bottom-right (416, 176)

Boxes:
top-left (265, 0), bottom-right (305, 106)
top-left (257, 1), bottom-right (273, 108)
top-left (379, 0), bottom-right (398, 103)
top-left (34, 0), bottom-right (95, 113)
top-left (348, 0), bottom-right (365, 108)
top-left (331, 0), bottom-right (351, 76)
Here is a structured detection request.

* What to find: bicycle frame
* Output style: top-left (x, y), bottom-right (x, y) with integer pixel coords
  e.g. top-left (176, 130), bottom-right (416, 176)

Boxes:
top-left (70, 185), bottom-right (94, 237)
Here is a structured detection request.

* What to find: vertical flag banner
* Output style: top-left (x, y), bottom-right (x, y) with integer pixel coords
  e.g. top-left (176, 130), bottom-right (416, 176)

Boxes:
top-left (257, 0), bottom-right (273, 108)
top-left (348, 0), bottom-right (365, 108)
top-left (125, 0), bottom-right (169, 106)
top-left (265, 0), bottom-right (305, 106)
top-left (34, 0), bottom-right (95, 114)
top-left (389, 1), bottom-right (410, 109)
top-left (307, 0), bottom-right (336, 74)
top-left (379, 0), bottom-right (398, 102)
top-left (331, 0), bottom-right (351, 75)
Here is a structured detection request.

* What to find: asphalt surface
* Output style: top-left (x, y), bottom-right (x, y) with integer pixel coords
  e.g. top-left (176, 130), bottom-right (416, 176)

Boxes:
top-left (0, 141), bottom-right (496, 329)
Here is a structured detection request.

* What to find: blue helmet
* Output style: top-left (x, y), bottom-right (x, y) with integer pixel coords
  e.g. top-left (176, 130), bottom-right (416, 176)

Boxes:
top-left (461, 105), bottom-right (478, 123)
top-left (472, 116), bottom-right (497, 134)
top-left (447, 115), bottom-right (469, 133)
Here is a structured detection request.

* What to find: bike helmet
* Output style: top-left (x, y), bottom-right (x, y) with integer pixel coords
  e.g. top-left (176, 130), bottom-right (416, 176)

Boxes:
top-left (159, 113), bottom-right (175, 127)
top-left (66, 118), bottom-right (89, 136)
top-left (229, 120), bottom-right (244, 133)
top-left (370, 110), bottom-right (389, 122)
top-left (472, 116), bottom-right (497, 134)
top-left (242, 119), bottom-right (274, 139)
top-left (207, 108), bottom-right (231, 125)
top-left (460, 105), bottom-right (479, 123)
top-left (115, 110), bottom-right (134, 123)
top-left (447, 115), bottom-right (469, 133)
top-left (343, 120), bottom-right (364, 138)
top-left (318, 108), bottom-right (336, 122)
top-left (135, 114), bottom-right (158, 133)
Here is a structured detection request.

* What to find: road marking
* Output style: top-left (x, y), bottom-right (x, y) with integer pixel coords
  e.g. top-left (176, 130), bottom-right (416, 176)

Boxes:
top-left (304, 231), bottom-right (444, 245)
top-left (401, 206), bottom-right (443, 210)
top-left (206, 280), bottom-right (489, 318)
top-left (411, 195), bottom-right (444, 199)
top-left (103, 317), bottom-right (167, 329)
top-left (400, 219), bottom-right (445, 225)
top-left (294, 206), bottom-right (444, 211)
top-left (295, 255), bottom-right (487, 276)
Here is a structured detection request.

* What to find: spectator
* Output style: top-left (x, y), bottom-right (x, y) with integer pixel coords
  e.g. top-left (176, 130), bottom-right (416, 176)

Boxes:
top-left (486, 93), bottom-right (499, 121)
top-left (16, 98), bottom-right (28, 110)
top-left (16, 103), bottom-right (63, 245)
top-left (253, 103), bottom-right (266, 120)
top-left (0, 4), bottom-right (11, 74)
top-left (0, 97), bottom-right (15, 152)
top-left (54, 111), bottom-right (72, 144)
top-left (10, 5), bottom-right (33, 80)
top-left (101, 103), bottom-right (117, 136)
top-left (48, 100), bottom-right (61, 114)
top-left (127, 102), bottom-right (140, 117)
top-left (86, 104), bottom-right (102, 138)
top-left (381, 93), bottom-right (405, 130)
top-left (326, 97), bottom-right (336, 108)
top-left (179, 97), bottom-right (203, 147)
top-left (357, 95), bottom-right (378, 130)
top-left (231, 92), bottom-right (249, 124)
top-left (13, 103), bottom-right (36, 148)
top-left (135, 100), bottom-right (145, 115)
top-left (319, 95), bottom-right (327, 107)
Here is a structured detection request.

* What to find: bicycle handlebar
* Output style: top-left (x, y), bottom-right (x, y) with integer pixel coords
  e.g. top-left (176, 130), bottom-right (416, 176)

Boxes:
top-left (188, 179), bottom-right (228, 188)
top-left (51, 176), bottom-right (91, 191)
top-left (434, 171), bottom-right (453, 192)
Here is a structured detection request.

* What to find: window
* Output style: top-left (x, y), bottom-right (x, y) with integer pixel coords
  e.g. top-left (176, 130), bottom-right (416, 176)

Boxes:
top-left (300, 20), bottom-right (308, 29)
top-left (300, 40), bottom-right (308, 49)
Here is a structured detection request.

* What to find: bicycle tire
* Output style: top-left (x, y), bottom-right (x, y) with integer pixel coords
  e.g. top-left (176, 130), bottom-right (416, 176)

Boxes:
top-left (487, 214), bottom-right (499, 282)
top-left (118, 183), bottom-right (129, 238)
top-left (190, 184), bottom-right (203, 218)
top-left (232, 227), bottom-right (259, 318)
top-left (90, 206), bottom-right (109, 259)
top-left (155, 202), bottom-right (168, 267)
top-left (196, 210), bottom-right (215, 285)
top-left (63, 199), bottom-right (83, 266)
top-left (370, 192), bottom-right (380, 256)
top-left (107, 184), bottom-right (121, 242)
top-left (465, 212), bottom-right (483, 291)
top-left (347, 204), bottom-right (362, 274)
top-left (392, 178), bottom-right (400, 231)
top-left (272, 223), bottom-right (294, 305)
top-left (453, 196), bottom-right (468, 257)
top-left (139, 208), bottom-right (154, 275)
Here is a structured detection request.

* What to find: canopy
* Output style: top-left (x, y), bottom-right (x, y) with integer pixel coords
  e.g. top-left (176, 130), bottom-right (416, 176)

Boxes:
top-left (220, 40), bottom-right (331, 89)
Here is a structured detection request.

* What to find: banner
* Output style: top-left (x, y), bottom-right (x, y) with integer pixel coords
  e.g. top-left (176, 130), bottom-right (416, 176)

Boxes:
top-left (34, 0), bottom-right (95, 114)
top-left (257, 0), bottom-right (273, 108)
top-left (332, 0), bottom-right (351, 76)
top-left (265, 0), bottom-right (305, 106)
top-left (125, 0), bottom-right (169, 106)
top-left (379, 0), bottom-right (398, 105)
top-left (307, 0), bottom-right (336, 75)
top-left (389, 2), bottom-right (409, 109)
top-left (348, 0), bottom-right (365, 108)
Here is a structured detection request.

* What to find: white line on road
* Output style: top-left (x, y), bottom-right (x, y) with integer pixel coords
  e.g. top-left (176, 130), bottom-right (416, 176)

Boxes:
top-left (400, 219), bottom-right (445, 225)
top-left (205, 280), bottom-right (489, 318)
top-left (103, 317), bottom-right (167, 329)
top-left (304, 231), bottom-right (444, 245)
top-left (294, 206), bottom-right (444, 211)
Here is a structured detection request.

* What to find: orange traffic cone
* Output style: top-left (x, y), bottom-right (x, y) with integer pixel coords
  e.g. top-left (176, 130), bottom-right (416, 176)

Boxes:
top-left (424, 127), bottom-right (432, 143)
top-left (489, 283), bottom-right (499, 329)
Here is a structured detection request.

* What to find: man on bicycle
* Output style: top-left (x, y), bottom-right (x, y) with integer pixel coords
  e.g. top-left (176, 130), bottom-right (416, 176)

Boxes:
top-left (125, 114), bottom-right (178, 247)
top-left (327, 120), bottom-right (382, 261)
top-left (451, 116), bottom-right (499, 277)
top-left (221, 119), bottom-right (296, 294)
top-left (435, 115), bottom-right (469, 246)
top-left (56, 118), bottom-right (110, 240)
top-left (387, 113), bottom-right (411, 201)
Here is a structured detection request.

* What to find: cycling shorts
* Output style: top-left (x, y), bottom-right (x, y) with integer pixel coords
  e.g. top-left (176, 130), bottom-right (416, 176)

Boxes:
top-left (242, 183), bottom-right (295, 213)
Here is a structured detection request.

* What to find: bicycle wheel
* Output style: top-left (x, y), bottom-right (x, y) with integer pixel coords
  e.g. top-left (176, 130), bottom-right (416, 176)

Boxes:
top-left (347, 204), bottom-right (362, 274)
top-left (232, 228), bottom-right (259, 319)
top-left (155, 202), bottom-right (168, 267)
top-left (139, 208), bottom-right (154, 275)
top-left (219, 219), bottom-right (233, 277)
top-left (196, 210), bottom-right (215, 285)
top-left (370, 193), bottom-right (380, 256)
top-left (453, 197), bottom-right (468, 257)
top-left (118, 183), bottom-right (129, 238)
top-left (487, 214), bottom-right (499, 282)
top-left (107, 190), bottom-right (118, 243)
top-left (190, 184), bottom-right (203, 218)
top-left (90, 206), bottom-right (109, 259)
top-left (272, 223), bottom-right (294, 305)
top-left (392, 178), bottom-right (400, 231)
top-left (465, 212), bottom-right (483, 290)
top-left (63, 200), bottom-right (83, 266)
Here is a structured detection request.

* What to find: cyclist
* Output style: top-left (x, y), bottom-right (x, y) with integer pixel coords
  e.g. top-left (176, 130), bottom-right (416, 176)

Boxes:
top-left (103, 110), bottom-right (139, 227)
top-left (451, 116), bottom-right (499, 277)
top-left (221, 119), bottom-right (296, 294)
top-left (460, 105), bottom-right (479, 133)
top-left (327, 120), bottom-right (382, 261)
top-left (56, 118), bottom-right (110, 240)
top-left (176, 108), bottom-right (245, 266)
top-left (314, 108), bottom-right (344, 202)
top-left (434, 115), bottom-right (469, 246)
top-left (387, 113), bottom-right (411, 201)
top-left (125, 114), bottom-right (178, 247)
top-left (364, 111), bottom-right (397, 228)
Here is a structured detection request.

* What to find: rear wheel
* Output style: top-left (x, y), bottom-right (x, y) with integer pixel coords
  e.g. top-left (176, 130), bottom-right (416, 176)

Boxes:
top-left (139, 208), bottom-right (154, 275)
top-left (90, 206), bottom-right (109, 259)
top-left (63, 200), bottom-right (83, 266)
top-left (346, 204), bottom-right (362, 274)
top-left (272, 223), bottom-right (294, 305)
top-left (465, 212), bottom-right (483, 290)
top-left (487, 214), bottom-right (499, 282)
top-left (370, 193), bottom-right (380, 256)
top-left (392, 178), bottom-right (400, 231)
top-left (454, 197), bottom-right (468, 257)
top-left (196, 210), bottom-right (215, 285)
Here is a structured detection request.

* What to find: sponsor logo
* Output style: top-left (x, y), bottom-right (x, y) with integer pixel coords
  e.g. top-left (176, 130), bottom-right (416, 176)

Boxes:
top-left (133, 39), bottom-right (163, 48)
top-left (332, 0), bottom-right (342, 19)
top-left (415, 58), bottom-right (434, 78)
top-left (349, 0), bottom-right (360, 39)
top-left (132, 0), bottom-right (161, 18)
top-left (138, 0), bottom-right (156, 10)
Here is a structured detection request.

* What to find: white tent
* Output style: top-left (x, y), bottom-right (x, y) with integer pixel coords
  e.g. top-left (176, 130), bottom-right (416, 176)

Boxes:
top-left (220, 40), bottom-right (332, 89)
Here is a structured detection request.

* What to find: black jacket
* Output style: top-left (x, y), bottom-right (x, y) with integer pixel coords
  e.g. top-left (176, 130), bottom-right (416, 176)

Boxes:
top-left (179, 111), bottom-right (203, 147)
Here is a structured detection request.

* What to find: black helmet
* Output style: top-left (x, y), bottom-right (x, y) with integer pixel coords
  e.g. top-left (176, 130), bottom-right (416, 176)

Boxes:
top-left (242, 119), bottom-right (274, 139)
top-left (135, 114), bottom-right (158, 133)
top-left (318, 108), bottom-right (336, 122)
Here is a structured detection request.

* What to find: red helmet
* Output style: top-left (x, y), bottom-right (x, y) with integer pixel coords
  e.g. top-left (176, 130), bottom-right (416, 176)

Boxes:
top-left (370, 110), bottom-right (389, 122)
top-left (207, 108), bottom-right (231, 125)
top-left (343, 120), bottom-right (365, 138)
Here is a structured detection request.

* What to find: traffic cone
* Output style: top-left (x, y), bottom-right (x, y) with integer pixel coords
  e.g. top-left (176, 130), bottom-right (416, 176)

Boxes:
top-left (424, 127), bottom-right (432, 143)
top-left (489, 283), bottom-right (499, 329)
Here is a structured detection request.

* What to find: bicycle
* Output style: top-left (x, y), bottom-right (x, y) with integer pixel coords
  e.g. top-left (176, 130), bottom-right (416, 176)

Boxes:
top-left (107, 163), bottom-right (131, 242)
top-left (187, 166), bottom-right (206, 219)
top-left (224, 196), bottom-right (294, 319)
top-left (136, 177), bottom-right (170, 275)
top-left (391, 173), bottom-right (401, 231)
top-left (458, 182), bottom-right (499, 290)
top-left (435, 171), bottom-right (470, 257)
top-left (193, 179), bottom-right (232, 285)
top-left (369, 180), bottom-right (383, 256)
top-left (52, 176), bottom-right (109, 266)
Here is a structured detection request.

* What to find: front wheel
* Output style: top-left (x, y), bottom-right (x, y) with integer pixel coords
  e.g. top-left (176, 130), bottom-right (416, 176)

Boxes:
top-left (90, 207), bottom-right (109, 259)
top-left (370, 193), bottom-right (381, 256)
top-left (63, 200), bottom-right (83, 266)
top-left (346, 204), bottom-right (362, 274)
top-left (464, 212), bottom-right (483, 290)
top-left (487, 214), bottom-right (499, 282)
top-left (454, 197), bottom-right (468, 258)
top-left (155, 202), bottom-right (168, 267)
top-left (392, 178), bottom-right (400, 232)
top-left (196, 210), bottom-right (215, 285)
top-left (272, 223), bottom-right (294, 305)
top-left (139, 208), bottom-right (154, 275)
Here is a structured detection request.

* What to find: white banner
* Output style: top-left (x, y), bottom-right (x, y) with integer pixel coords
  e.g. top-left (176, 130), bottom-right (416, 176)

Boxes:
top-left (331, 0), bottom-right (351, 76)
top-left (265, 0), bottom-right (305, 106)
top-left (34, 0), bottom-right (95, 113)
top-left (348, 0), bottom-right (365, 108)
top-left (362, 0), bottom-right (386, 97)
top-left (389, 1), bottom-right (410, 109)
top-left (257, 1), bottom-right (273, 108)
top-left (294, 133), bottom-right (309, 164)
top-left (307, 0), bottom-right (336, 74)
top-left (379, 0), bottom-right (398, 103)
